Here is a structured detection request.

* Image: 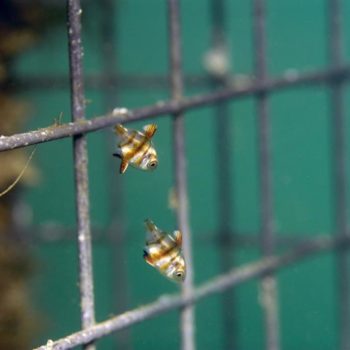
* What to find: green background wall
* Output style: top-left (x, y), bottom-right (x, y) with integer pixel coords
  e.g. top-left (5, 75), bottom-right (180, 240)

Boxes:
top-left (13, 0), bottom-right (350, 349)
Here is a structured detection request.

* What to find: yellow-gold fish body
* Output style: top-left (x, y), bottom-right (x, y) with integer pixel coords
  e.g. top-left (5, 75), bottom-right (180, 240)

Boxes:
top-left (113, 124), bottom-right (158, 174)
top-left (143, 219), bottom-right (185, 283)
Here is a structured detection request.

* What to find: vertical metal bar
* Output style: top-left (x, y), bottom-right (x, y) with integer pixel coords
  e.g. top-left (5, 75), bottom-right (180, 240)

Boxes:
top-left (329, 1), bottom-right (350, 349)
top-left (210, 0), bottom-right (237, 348)
top-left (67, 1), bottom-right (96, 349)
top-left (215, 101), bottom-right (237, 350)
top-left (333, 81), bottom-right (349, 350)
top-left (168, 1), bottom-right (195, 350)
top-left (99, 0), bottom-right (132, 349)
top-left (210, 0), bottom-right (225, 46)
top-left (252, 1), bottom-right (280, 349)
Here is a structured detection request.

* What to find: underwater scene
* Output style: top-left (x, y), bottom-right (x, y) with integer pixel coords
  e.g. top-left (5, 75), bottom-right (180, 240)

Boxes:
top-left (0, 0), bottom-right (350, 349)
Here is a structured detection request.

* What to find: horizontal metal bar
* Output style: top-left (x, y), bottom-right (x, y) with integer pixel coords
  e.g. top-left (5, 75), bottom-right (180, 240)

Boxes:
top-left (23, 224), bottom-right (335, 247)
top-left (13, 74), bottom-right (208, 90)
top-left (34, 234), bottom-right (350, 350)
top-left (1, 65), bottom-right (349, 152)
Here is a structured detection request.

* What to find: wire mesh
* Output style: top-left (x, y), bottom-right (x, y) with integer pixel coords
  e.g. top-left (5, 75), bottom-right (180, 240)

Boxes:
top-left (0, 0), bottom-right (348, 349)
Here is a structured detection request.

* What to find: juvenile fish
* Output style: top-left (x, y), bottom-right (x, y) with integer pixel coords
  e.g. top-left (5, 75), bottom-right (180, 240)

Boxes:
top-left (113, 124), bottom-right (158, 174)
top-left (143, 219), bottom-right (185, 283)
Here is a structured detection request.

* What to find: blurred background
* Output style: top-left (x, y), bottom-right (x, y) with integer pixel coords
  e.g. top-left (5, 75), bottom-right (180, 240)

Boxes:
top-left (0, 0), bottom-right (350, 349)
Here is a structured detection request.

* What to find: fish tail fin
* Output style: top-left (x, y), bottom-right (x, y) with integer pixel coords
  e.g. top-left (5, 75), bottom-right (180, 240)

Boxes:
top-left (115, 124), bottom-right (128, 136)
top-left (143, 124), bottom-right (157, 139)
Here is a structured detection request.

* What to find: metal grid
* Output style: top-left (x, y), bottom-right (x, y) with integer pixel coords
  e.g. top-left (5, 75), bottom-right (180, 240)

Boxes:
top-left (0, 0), bottom-right (348, 349)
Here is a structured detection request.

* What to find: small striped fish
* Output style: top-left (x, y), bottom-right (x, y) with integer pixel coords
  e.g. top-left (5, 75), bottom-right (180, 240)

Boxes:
top-left (143, 219), bottom-right (185, 283)
top-left (113, 124), bottom-right (158, 174)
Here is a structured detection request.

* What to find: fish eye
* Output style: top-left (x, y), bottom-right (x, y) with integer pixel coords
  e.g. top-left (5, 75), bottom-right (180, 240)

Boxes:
top-left (148, 160), bottom-right (158, 169)
top-left (175, 271), bottom-right (184, 279)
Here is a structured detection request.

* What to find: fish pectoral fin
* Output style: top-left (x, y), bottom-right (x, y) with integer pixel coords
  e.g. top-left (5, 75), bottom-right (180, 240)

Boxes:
top-left (173, 230), bottom-right (182, 246)
top-left (143, 124), bottom-right (157, 139)
top-left (143, 250), bottom-right (154, 266)
top-left (113, 149), bottom-right (122, 158)
top-left (115, 124), bottom-right (128, 136)
top-left (119, 160), bottom-right (129, 174)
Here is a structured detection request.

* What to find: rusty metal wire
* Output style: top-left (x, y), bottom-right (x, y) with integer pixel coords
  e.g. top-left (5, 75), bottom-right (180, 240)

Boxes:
top-left (67, 1), bottom-right (96, 349)
top-left (253, 1), bottom-right (280, 349)
top-left (0, 66), bottom-right (349, 152)
top-left (168, 1), bottom-right (195, 350)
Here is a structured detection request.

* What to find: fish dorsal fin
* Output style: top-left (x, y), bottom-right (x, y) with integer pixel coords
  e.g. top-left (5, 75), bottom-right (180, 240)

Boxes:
top-left (143, 124), bottom-right (157, 139)
top-left (144, 219), bottom-right (157, 233)
top-left (120, 160), bottom-right (129, 174)
top-left (144, 219), bottom-right (163, 242)
top-left (115, 124), bottom-right (128, 136)
top-left (173, 230), bottom-right (182, 246)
